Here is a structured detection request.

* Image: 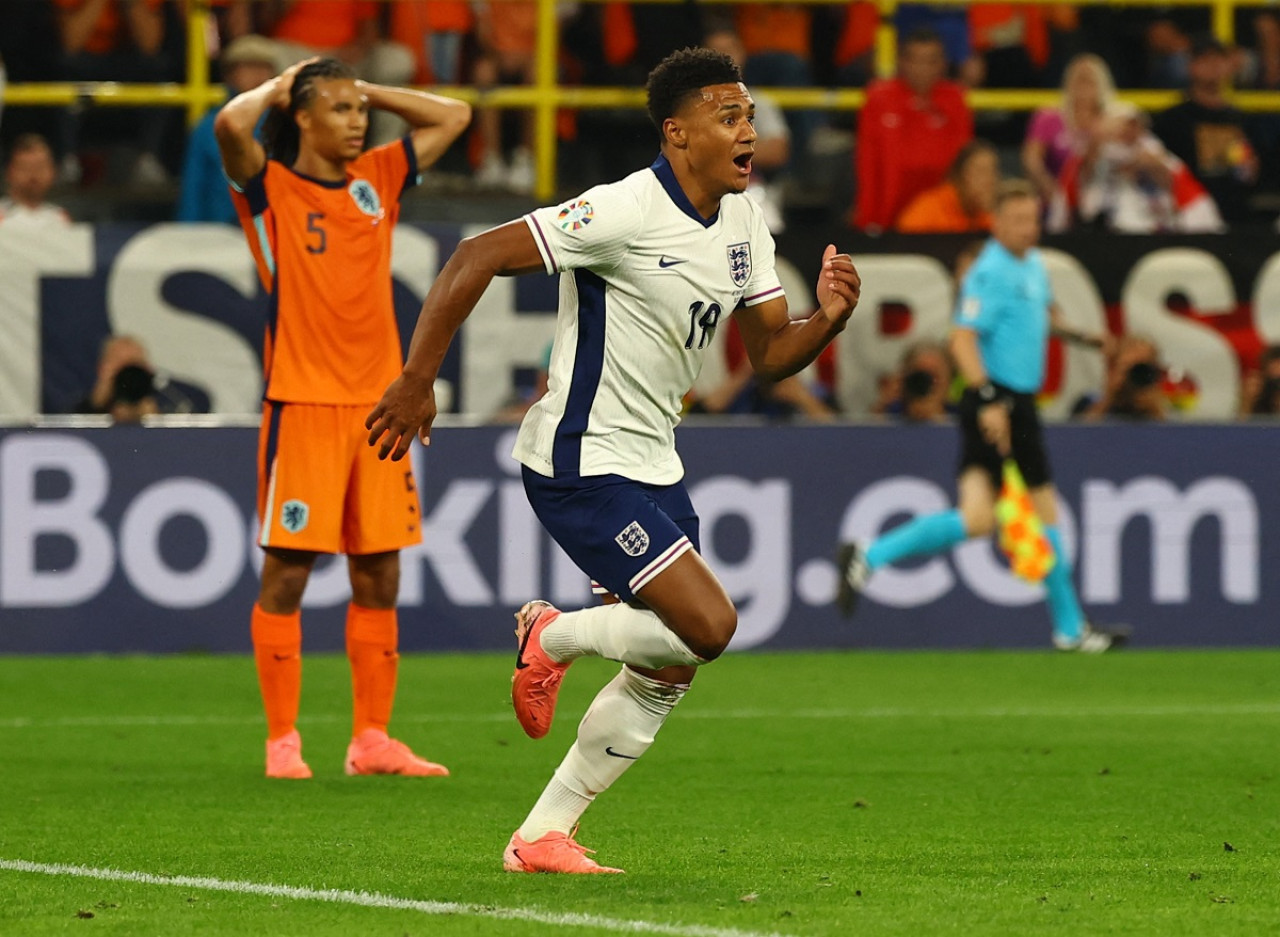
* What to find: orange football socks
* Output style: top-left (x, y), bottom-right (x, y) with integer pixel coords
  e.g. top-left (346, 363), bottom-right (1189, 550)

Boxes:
top-left (251, 604), bottom-right (303, 741)
top-left (346, 604), bottom-right (399, 737)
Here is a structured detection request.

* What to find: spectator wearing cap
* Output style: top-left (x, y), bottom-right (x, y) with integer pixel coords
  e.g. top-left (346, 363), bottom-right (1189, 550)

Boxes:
top-left (177, 35), bottom-right (280, 223)
top-left (1153, 34), bottom-right (1261, 223)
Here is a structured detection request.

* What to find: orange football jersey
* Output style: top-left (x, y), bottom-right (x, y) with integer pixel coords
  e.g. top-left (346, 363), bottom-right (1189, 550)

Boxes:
top-left (232, 139), bottom-right (417, 405)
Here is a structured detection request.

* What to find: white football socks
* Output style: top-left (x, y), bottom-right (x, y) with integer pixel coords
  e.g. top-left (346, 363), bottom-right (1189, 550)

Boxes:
top-left (517, 666), bottom-right (689, 841)
top-left (538, 603), bottom-right (704, 669)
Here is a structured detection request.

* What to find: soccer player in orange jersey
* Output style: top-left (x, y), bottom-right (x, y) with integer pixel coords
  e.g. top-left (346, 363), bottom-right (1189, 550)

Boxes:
top-left (214, 57), bottom-right (470, 779)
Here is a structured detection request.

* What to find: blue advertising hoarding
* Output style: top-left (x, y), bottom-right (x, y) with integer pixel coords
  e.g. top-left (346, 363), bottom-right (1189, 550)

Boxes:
top-left (0, 422), bottom-right (1273, 653)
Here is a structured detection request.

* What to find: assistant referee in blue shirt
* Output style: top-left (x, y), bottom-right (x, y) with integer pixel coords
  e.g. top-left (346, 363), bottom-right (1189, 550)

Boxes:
top-left (838, 179), bottom-right (1127, 652)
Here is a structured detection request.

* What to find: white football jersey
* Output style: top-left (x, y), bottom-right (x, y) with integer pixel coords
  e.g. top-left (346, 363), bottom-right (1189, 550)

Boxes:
top-left (513, 154), bottom-right (785, 484)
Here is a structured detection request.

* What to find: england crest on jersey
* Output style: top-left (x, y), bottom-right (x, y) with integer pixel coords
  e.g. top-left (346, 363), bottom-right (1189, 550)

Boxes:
top-left (728, 242), bottom-right (751, 287)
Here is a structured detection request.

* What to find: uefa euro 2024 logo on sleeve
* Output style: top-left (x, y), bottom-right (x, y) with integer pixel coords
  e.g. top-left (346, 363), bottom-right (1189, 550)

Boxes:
top-left (556, 200), bottom-right (593, 232)
top-left (728, 242), bottom-right (751, 287)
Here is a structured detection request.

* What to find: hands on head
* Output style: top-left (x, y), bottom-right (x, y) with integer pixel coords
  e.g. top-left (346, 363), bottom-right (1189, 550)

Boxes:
top-left (271, 57), bottom-right (321, 108)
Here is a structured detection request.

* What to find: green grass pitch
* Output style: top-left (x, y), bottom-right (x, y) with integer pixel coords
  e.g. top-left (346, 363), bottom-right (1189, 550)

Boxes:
top-left (2, 648), bottom-right (1278, 936)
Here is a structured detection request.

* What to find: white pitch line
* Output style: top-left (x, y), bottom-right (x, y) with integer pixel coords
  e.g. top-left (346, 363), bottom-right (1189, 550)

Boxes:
top-left (0, 859), bottom-right (792, 937)
top-left (1, 702), bottom-right (1279, 730)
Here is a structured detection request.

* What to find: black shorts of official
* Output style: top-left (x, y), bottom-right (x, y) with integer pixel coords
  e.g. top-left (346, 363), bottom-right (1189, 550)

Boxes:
top-left (957, 386), bottom-right (1053, 489)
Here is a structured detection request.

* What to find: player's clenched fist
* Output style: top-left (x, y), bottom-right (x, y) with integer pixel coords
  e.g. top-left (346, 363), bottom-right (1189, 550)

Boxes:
top-left (815, 243), bottom-right (861, 327)
top-left (366, 371), bottom-right (437, 461)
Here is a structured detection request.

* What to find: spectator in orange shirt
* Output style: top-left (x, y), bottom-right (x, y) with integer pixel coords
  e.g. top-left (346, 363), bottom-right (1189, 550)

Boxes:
top-left (895, 138), bottom-right (999, 233)
top-left (53, 0), bottom-right (176, 185)
top-left (833, 2), bottom-right (879, 87)
top-left (387, 1), bottom-right (472, 85)
top-left (261, 1), bottom-right (415, 145)
top-left (853, 27), bottom-right (974, 232)
top-left (735, 3), bottom-right (818, 170)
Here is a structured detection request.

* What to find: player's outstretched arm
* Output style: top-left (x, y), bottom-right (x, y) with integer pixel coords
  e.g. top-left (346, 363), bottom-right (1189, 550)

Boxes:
top-left (366, 220), bottom-right (546, 461)
top-left (358, 82), bottom-right (472, 174)
top-left (214, 57), bottom-right (312, 186)
top-left (734, 244), bottom-right (861, 381)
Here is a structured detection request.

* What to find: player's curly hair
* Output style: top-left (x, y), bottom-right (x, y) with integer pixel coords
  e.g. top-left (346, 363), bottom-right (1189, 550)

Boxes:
top-left (262, 57), bottom-right (357, 166)
top-left (645, 47), bottom-right (742, 139)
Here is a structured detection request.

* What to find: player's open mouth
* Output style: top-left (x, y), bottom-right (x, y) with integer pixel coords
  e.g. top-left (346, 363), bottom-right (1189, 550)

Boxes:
top-left (733, 152), bottom-right (752, 174)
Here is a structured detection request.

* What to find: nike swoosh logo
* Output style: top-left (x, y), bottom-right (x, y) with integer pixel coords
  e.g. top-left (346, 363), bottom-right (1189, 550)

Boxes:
top-left (658, 256), bottom-right (688, 268)
top-left (605, 746), bottom-right (639, 760)
top-left (515, 623), bottom-right (533, 670)
top-left (272, 653), bottom-right (294, 661)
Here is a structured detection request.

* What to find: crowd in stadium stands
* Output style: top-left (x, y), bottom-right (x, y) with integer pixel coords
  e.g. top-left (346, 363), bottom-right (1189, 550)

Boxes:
top-left (2, 3), bottom-right (1280, 423)
top-left (1, 2), bottom-right (1279, 225)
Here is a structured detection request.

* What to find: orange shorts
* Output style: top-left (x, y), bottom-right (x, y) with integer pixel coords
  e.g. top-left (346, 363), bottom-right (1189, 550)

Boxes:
top-left (256, 401), bottom-right (422, 555)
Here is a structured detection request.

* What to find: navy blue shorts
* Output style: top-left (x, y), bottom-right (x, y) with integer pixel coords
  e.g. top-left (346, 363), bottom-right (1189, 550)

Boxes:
top-left (521, 467), bottom-right (701, 602)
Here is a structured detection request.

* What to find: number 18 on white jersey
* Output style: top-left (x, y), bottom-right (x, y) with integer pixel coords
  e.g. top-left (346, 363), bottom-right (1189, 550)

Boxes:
top-left (513, 154), bottom-right (785, 485)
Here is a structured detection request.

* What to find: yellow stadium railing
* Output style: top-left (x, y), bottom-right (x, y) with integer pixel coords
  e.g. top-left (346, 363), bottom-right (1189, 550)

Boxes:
top-left (4, 0), bottom-right (1280, 202)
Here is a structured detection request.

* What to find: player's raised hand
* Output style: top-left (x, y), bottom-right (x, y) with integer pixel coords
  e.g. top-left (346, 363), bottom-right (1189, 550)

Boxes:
top-left (815, 244), bottom-right (861, 326)
top-left (365, 371), bottom-right (437, 461)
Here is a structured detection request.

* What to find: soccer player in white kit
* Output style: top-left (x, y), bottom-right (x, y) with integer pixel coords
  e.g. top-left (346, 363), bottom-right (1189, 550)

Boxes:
top-left (367, 47), bottom-right (862, 873)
